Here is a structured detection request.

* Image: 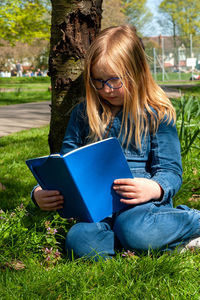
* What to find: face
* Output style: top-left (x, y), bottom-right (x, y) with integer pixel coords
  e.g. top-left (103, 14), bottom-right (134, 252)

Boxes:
top-left (91, 65), bottom-right (125, 107)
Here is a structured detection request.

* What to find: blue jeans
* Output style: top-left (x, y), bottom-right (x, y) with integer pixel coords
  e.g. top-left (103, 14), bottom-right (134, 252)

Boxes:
top-left (65, 203), bottom-right (200, 260)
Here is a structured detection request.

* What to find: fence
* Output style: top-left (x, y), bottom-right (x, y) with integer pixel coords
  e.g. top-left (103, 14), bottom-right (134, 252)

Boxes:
top-left (145, 35), bottom-right (200, 82)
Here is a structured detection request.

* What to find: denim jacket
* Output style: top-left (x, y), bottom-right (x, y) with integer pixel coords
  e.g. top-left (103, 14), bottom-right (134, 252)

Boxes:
top-left (60, 102), bottom-right (182, 207)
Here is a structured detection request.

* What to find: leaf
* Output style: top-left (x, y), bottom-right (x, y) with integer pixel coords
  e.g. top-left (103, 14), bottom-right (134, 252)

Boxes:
top-left (159, 0), bottom-right (200, 38)
top-left (0, 0), bottom-right (50, 44)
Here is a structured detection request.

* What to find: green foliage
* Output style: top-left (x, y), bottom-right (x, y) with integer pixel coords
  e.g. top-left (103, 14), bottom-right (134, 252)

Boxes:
top-left (172, 96), bottom-right (200, 156)
top-left (159, 0), bottom-right (200, 38)
top-left (0, 0), bottom-right (51, 44)
top-left (0, 204), bottom-right (74, 266)
top-left (120, 0), bottom-right (152, 34)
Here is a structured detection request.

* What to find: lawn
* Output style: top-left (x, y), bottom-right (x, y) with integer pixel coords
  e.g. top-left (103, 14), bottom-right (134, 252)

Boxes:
top-left (0, 78), bottom-right (199, 299)
top-left (0, 90), bottom-right (51, 105)
top-left (0, 77), bottom-right (51, 106)
top-left (0, 115), bottom-right (200, 298)
top-left (153, 71), bottom-right (196, 82)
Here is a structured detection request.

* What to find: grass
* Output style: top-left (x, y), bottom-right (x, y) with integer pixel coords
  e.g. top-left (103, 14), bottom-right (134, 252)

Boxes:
top-left (153, 71), bottom-right (195, 82)
top-left (0, 124), bottom-right (199, 299)
top-left (0, 90), bottom-right (51, 105)
top-left (0, 77), bottom-right (50, 84)
top-left (178, 84), bottom-right (200, 98)
top-left (0, 83), bottom-right (50, 90)
top-left (0, 253), bottom-right (199, 299)
top-left (0, 79), bottom-right (199, 298)
top-left (0, 77), bottom-right (51, 105)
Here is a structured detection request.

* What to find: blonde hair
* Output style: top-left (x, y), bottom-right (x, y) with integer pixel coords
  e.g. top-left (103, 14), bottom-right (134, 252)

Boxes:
top-left (84, 25), bottom-right (176, 147)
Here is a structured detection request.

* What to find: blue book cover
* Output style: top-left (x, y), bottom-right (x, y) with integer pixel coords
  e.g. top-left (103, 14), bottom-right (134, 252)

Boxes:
top-left (26, 137), bottom-right (133, 222)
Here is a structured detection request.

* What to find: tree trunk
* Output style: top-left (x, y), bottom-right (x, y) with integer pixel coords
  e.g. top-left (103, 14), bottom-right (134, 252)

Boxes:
top-left (48, 0), bottom-right (103, 153)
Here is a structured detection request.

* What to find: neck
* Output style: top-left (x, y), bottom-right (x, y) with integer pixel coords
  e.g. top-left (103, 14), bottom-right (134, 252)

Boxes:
top-left (110, 105), bottom-right (122, 116)
top-left (100, 98), bottom-right (122, 115)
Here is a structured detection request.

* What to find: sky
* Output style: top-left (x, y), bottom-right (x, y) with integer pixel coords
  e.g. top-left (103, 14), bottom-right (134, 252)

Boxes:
top-left (145, 0), bottom-right (164, 36)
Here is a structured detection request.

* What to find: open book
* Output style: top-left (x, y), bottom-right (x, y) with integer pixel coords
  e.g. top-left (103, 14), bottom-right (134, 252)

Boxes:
top-left (26, 137), bottom-right (133, 222)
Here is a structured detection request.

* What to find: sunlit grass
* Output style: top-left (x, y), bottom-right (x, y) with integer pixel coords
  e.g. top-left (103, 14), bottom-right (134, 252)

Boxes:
top-left (0, 90), bottom-right (51, 105)
top-left (0, 79), bottom-right (199, 298)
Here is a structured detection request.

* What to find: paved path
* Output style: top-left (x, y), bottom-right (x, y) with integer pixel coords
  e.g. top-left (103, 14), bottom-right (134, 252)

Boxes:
top-left (0, 101), bottom-right (51, 137)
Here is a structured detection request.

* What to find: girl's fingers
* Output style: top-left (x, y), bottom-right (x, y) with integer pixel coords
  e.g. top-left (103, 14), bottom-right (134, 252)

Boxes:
top-left (120, 198), bottom-right (141, 205)
top-left (113, 185), bottom-right (135, 192)
top-left (42, 200), bottom-right (64, 210)
top-left (114, 178), bottom-right (134, 185)
top-left (115, 191), bottom-right (135, 198)
top-left (42, 196), bottom-right (64, 203)
top-left (40, 190), bottom-right (61, 197)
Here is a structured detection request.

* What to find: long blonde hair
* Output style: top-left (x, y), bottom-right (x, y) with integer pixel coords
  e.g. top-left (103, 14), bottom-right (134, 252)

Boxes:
top-left (84, 25), bottom-right (176, 147)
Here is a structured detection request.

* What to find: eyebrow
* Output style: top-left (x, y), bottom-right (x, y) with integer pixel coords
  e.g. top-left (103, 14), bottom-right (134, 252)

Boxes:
top-left (91, 74), bottom-right (117, 80)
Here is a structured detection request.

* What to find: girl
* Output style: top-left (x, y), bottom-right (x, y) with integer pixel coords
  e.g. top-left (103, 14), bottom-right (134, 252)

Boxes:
top-left (32, 25), bottom-right (200, 260)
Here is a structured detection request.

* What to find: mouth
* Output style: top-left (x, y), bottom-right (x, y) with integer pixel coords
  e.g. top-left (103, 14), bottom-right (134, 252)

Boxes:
top-left (105, 96), bottom-right (116, 100)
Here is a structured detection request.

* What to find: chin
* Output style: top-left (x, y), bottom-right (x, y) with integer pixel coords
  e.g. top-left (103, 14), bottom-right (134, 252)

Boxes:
top-left (108, 100), bottom-right (123, 106)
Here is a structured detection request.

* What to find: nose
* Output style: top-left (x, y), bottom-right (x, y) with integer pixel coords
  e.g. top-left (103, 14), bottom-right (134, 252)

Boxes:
top-left (103, 83), bottom-right (113, 93)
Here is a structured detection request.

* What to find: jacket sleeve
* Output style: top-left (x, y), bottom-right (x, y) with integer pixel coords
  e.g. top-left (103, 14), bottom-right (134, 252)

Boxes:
top-left (31, 184), bottom-right (39, 207)
top-left (60, 102), bottom-right (88, 155)
top-left (149, 118), bottom-right (183, 205)
top-left (31, 102), bottom-right (88, 207)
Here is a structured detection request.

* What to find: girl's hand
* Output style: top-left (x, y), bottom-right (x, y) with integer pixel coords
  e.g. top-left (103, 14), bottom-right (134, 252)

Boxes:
top-left (33, 186), bottom-right (64, 211)
top-left (113, 178), bottom-right (163, 205)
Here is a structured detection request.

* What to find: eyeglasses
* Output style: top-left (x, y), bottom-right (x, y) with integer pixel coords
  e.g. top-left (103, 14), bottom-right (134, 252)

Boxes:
top-left (91, 77), bottom-right (123, 90)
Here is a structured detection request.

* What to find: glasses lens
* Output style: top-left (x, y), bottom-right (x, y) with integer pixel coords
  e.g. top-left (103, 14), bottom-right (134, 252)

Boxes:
top-left (91, 79), bottom-right (103, 90)
top-left (107, 78), bottom-right (122, 89)
top-left (91, 77), bottom-right (123, 90)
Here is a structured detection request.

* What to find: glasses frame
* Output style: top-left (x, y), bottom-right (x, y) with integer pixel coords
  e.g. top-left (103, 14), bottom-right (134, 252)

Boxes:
top-left (90, 77), bottom-right (123, 90)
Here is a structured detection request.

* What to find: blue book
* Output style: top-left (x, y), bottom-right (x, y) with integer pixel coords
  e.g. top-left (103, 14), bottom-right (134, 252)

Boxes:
top-left (26, 137), bottom-right (133, 222)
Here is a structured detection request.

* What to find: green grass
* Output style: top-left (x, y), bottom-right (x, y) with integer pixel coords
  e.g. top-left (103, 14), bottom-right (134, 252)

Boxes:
top-left (0, 90), bottom-right (51, 105)
top-left (0, 124), bottom-right (199, 299)
top-left (0, 253), bottom-right (199, 299)
top-left (0, 126), bottom-right (50, 209)
top-left (0, 83), bottom-right (50, 90)
top-left (0, 80), bottom-right (199, 298)
top-left (0, 77), bottom-right (51, 105)
top-left (153, 72), bottom-right (193, 82)
top-left (178, 84), bottom-right (200, 98)
top-left (0, 77), bottom-right (50, 84)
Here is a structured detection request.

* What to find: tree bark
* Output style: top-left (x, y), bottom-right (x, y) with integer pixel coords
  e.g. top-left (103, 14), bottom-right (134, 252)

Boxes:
top-left (48, 0), bottom-right (103, 153)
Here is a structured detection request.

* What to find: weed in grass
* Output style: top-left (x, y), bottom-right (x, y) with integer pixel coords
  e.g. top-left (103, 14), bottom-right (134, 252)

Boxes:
top-left (0, 204), bottom-right (74, 269)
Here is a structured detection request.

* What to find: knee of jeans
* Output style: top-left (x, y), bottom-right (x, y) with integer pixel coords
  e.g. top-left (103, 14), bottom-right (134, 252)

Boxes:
top-left (114, 216), bottom-right (163, 251)
top-left (65, 222), bottom-right (108, 259)
top-left (65, 223), bottom-right (86, 253)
